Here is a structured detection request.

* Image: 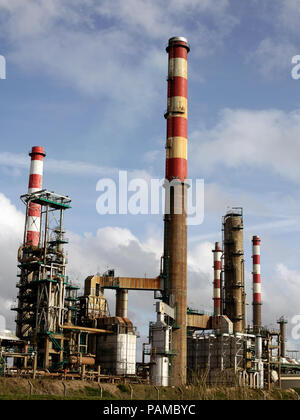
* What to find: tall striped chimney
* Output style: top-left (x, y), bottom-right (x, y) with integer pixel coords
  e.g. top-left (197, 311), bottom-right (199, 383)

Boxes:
top-left (252, 235), bottom-right (262, 331)
top-left (163, 36), bottom-right (190, 386)
top-left (213, 242), bottom-right (222, 316)
top-left (26, 146), bottom-right (46, 247)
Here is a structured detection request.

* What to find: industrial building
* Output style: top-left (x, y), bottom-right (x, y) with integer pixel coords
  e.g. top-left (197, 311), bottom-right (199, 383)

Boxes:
top-left (1, 36), bottom-right (300, 390)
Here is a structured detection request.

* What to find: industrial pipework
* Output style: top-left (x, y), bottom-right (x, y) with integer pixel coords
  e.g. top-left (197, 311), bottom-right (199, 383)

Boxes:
top-left (162, 36), bottom-right (190, 386)
top-left (26, 146), bottom-right (46, 247)
top-left (252, 235), bottom-right (262, 332)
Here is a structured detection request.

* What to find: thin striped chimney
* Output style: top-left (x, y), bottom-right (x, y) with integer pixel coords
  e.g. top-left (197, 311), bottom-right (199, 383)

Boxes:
top-left (26, 146), bottom-right (46, 247)
top-left (165, 37), bottom-right (189, 182)
top-left (162, 36), bottom-right (190, 386)
top-left (252, 235), bottom-right (262, 331)
top-left (213, 242), bottom-right (222, 316)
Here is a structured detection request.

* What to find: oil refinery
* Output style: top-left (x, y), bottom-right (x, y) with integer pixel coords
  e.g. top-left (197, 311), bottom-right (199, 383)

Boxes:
top-left (1, 36), bottom-right (300, 394)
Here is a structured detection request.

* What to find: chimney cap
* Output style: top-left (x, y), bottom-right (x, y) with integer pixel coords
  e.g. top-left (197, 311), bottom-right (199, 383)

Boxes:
top-left (29, 146), bottom-right (46, 157)
top-left (169, 36), bottom-right (189, 44)
top-left (167, 36), bottom-right (190, 52)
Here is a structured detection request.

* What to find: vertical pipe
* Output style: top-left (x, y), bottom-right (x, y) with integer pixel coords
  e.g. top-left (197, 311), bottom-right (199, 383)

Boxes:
top-left (280, 322), bottom-right (286, 359)
top-left (116, 289), bottom-right (128, 318)
top-left (252, 235), bottom-right (262, 332)
top-left (255, 335), bottom-right (264, 389)
top-left (277, 316), bottom-right (287, 358)
top-left (223, 210), bottom-right (244, 333)
top-left (42, 205), bottom-right (49, 279)
top-left (212, 242), bottom-right (222, 316)
top-left (163, 36), bottom-right (190, 386)
top-left (25, 146), bottom-right (46, 247)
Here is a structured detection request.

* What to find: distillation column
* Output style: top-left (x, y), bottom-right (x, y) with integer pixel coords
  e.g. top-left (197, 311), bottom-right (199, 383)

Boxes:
top-left (162, 36), bottom-right (190, 386)
top-left (223, 210), bottom-right (246, 333)
top-left (212, 242), bottom-right (222, 316)
top-left (277, 316), bottom-right (288, 358)
top-left (26, 146), bottom-right (46, 247)
top-left (252, 236), bottom-right (262, 332)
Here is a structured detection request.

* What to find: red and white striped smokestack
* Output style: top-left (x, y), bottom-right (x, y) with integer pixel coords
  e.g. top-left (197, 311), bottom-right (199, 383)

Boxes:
top-left (162, 36), bottom-right (190, 386)
top-left (212, 242), bottom-right (222, 316)
top-left (165, 36), bottom-right (189, 182)
top-left (26, 146), bottom-right (46, 247)
top-left (252, 235), bottom-right (262, 331)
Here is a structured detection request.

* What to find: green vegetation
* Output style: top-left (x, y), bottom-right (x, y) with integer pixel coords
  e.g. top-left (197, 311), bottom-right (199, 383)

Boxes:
top-left (0, 377), bottom-right (298, 400)
top-left (294, 388), bottom-right (300, 396)
top-left (117, 384), bottom-right (130, 394)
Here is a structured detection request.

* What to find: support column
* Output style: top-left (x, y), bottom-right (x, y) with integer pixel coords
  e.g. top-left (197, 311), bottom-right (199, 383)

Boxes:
top-left (115, 289), bottom-right (128, 318)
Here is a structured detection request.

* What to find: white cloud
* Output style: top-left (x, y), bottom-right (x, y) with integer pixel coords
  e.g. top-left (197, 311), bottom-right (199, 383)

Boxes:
top-left (190, 108), bottom-right (300, 183)
top-left (276, 0), bottom-right (300, 35)
top-left (263, 263), bottom-right (300, 349)
top-left (97, 0), bottom-right (236, 46)
top-left (247, 1), bottom-right (300, 78)
top-left (202, 182), bottom-right (269, 217)
top-left (187, 241), bottom-right (213, 312)
top-left (0, 0), bottom-right (238, 108)
top-left (0, 193), bottom-right (24, 330)
top-left (67, 226), bottom-right (159, 281)
top-left (0, 151), bottom-right (154, 180)
top-left (249, 37), bottom-right (297, 79)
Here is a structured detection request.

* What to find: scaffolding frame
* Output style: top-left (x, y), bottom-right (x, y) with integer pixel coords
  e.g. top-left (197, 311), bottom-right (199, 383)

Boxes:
top-left (13, 190), bottom-right (80, 369)
top-left (187, 332), bottom-right (252, 386)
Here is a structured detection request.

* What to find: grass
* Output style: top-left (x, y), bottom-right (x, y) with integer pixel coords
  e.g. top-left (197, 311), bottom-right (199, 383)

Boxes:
top-left (0, 377), bottom-right (298, 400)
top-left (117, 384), bottom-right (130, 394)
top-left (0, 394), bottom-right (107, 400)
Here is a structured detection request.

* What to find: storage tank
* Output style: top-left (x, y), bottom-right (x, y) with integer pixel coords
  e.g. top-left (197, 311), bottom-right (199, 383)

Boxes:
top-left (149, 322), bottom-right (171, 386)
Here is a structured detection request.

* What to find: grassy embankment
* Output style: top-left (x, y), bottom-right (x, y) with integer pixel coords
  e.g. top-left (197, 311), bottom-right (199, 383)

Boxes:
top-left (0, 377), bottom-right (299, 400)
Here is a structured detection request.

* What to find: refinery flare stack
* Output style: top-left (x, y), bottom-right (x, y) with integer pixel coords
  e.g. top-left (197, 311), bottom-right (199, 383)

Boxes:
top-left (252, 235), bottom-right (262, 332)
top-left (212, 242), bottom-right (222, 317)
top-left (26, 146), bottom-right (46, 247)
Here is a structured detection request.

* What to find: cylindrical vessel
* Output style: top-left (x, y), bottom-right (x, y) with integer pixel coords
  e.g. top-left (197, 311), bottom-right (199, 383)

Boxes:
top-left (212, 242), bottom-right (222, 316)
top-left (252, 235), bottom-right (262, 331)
top-left (26, 146), bottom-right (46, 247)
top-left (280, 322), bottom-right (286, 358)
top-left (115, 289), bottom-right (128, 318)
top-left (69, 355), bottom-right (95, 366)
top-left (163, 36), bottom-right (190, 386)
top-left (223, 210), bottom-right (245, 333)
top-left (255, 335), bottom-right (262, 359)
top-left (150, 355), bottom-right (169, 386)
top-left (277, 317), bottom-right (287, 358)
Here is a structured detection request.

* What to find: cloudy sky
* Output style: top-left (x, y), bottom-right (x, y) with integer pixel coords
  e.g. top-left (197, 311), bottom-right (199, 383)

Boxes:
top-left (1, 0), bottom-right (300, 356)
